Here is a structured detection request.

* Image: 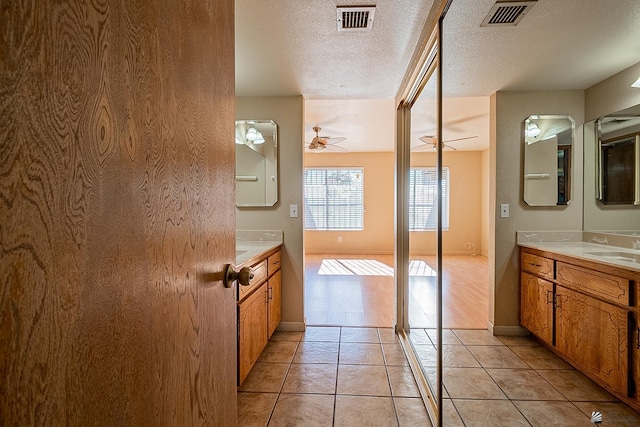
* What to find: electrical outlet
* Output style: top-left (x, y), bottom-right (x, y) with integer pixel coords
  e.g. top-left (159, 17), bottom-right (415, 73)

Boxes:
top-left (500, 203), bottom-right (509, 218)
top-left (289, 204), bottom-right (298, 218)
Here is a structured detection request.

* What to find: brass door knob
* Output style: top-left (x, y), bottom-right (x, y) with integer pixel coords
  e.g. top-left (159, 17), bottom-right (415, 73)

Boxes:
top-left (224, 264), bottom-right (254, 288)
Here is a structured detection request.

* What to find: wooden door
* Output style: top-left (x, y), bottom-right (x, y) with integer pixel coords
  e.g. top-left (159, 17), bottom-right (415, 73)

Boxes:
top-left (556, 286), bottom-right (629, 395)
top-left (0, 0), bottom-right (236, 425)
top-left (520, 272), bottom-right (554, 345)
top-left (268, 270), bottom-right (283, 338)
top-left (238, 284), bottom-right (269, 384)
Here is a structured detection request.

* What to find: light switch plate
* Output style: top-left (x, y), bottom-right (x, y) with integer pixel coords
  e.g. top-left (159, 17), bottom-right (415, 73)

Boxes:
top-left (500, 203), bottom-right (509, 218)
top-left (289, 204), bottom-right (298, 218)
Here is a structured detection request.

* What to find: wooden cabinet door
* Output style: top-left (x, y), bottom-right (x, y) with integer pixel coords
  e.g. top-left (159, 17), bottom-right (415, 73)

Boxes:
top-left (556, 285), bottom-right (629, 395)
top-left (238, 284), bottom-right (268, 384)
top-left (520, 272), bottom-right (554, 345)
top-left (267, 270), bottom-right (282, 338)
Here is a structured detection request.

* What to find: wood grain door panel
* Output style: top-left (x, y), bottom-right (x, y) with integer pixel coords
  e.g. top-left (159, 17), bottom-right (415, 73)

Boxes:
top-left (0, 0), bottom-right (236, 424)
top-left (556, 286), bottom-right (629, 396)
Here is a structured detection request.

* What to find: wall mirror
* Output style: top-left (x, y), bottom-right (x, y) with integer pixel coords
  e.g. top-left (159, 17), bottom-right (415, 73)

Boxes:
top-left (523, 115), bottom-right (575, 206)
top-left (596, 111), bottom-right (640, 205)
top-left (235, 120), bottom-right (278, 207)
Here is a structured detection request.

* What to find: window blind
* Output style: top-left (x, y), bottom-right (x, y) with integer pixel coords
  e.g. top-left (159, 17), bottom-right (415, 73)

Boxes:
top-left (409, 167), bottom-right (450, 231)
top-left (304, 168), bottom-right (364, 230)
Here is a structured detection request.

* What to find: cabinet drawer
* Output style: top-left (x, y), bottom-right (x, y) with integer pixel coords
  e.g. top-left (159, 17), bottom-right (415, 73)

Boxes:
top-left (521, 252), bottom-right (554, 280)
top-left (268, 251), bottom-right (281, 276)
top-left (239, 259), bottom-right (268, 300)
top-left (556, 262), bottom-right (630, 306)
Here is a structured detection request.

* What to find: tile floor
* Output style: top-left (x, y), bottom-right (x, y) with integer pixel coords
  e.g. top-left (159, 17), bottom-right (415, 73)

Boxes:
top-left (237, 327), bottom-right (640, 426)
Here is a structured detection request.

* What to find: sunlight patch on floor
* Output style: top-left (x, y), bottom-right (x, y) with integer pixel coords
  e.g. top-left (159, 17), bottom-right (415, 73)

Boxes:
top-left (409, 260), bottom-right (437, 277)
top-left (318, 259), bottom-right (394, 276)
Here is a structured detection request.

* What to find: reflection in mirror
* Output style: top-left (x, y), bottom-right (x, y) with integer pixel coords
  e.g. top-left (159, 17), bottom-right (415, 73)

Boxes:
top-left (596, 113), bottom-right (640, 205)
top-left (523, 115), bottom-right (574, 206)
top-left (235, 120), bottom-right (278, 207)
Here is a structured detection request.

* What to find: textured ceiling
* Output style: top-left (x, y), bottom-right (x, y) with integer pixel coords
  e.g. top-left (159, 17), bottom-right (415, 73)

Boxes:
top-left (236, 0), bottom-right (640, 152)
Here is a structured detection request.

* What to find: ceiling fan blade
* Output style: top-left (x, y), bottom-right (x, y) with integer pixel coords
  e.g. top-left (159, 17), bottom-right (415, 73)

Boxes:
top-left (443, 135), bottom-right (477, 143)
top-left (324, 144), bottom-right (347, 152)
top-left (419, 135), bottom-right (436, 143)
top-left (443, 143), bottom-right (458, 151)
top-left (321, 137), bottom-right (346, 145)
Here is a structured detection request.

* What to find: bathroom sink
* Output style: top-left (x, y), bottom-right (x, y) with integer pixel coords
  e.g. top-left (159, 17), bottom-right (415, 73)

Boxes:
top-left (236, 250), bottom-right (248, 257)
top-left (585, 251), bottom-right (640, 263)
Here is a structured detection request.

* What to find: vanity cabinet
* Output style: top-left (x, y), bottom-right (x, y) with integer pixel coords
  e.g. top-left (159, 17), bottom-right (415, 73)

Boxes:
top-left (237, 247), bottom-right (282, 384)
top-left (520, 247), bottom-right (640, 406)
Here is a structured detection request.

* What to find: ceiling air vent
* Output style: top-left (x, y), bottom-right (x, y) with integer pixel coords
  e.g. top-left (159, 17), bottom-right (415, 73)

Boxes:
top-left (481, 1), bottom-right (537, 27)
top-left (336, 6), bottom-right (376, 32)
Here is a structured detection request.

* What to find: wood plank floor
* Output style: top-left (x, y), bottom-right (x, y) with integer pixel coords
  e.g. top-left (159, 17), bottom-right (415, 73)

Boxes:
top-left (304, 254), bottom-right (488, 329)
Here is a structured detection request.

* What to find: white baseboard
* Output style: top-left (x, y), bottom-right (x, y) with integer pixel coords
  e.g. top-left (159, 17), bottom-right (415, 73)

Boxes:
top-left (487, 322), bottom-right (529, 336)
top-left (277, 322), bottom-right (306, 332)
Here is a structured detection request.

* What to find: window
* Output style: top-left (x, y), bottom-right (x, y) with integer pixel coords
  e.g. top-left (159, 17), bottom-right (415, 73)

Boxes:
top-left (304, 168), bottom-right (364, 230)
top-left (409, 167), bottom-right (449, 231)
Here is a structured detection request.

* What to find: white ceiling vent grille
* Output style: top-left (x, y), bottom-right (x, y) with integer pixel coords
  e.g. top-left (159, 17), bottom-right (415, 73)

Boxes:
top-left (337, 6), bottom-right (376, 32)
top-left (481, 1), bottom-right (537, 27)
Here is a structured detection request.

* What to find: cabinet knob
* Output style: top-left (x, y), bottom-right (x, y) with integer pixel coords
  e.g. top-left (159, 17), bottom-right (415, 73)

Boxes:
top-left (224, 264), bottom-right (254, 288)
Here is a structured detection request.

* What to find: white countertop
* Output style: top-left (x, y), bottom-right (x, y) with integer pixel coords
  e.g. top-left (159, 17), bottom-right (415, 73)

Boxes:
top-left (236, 230), bottom-right (283, 265)
top-left (518, 241), bottom-right (640, 273)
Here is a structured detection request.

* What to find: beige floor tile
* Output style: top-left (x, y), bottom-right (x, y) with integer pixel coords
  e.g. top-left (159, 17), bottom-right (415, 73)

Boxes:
top-left (487, 368), bottom-right (565, 400)
top-left (336, 364), bottom-right (392, 396)
top-left (573, 402), bottom-right (640, 426)
top-left (443, 367), bottom-right (507, 399)
top-left (382, 343), bottom-right (409, 366)
top-left (270, 331), bottom-right (303, 342)
top-left (426, 329), bottom-right (463, 346)
top-left (467, 345), bottom-right (529, 369)
top-left (257, 340), bottom-right (298, 363)
top-left (509, 345), bottom-right (572, 369)
top-left (378, 327), bottom-right (400, 343)
top-left (425, 367), bottom-right (449, 398)
top-left (340, 327), bottom-right (380, 343)
top-left (268, 393), bottom-right (334, 427)
top-left (443, 399), bottom-right (465, 426)
top-left (292, 341), bottom-right (339, 364)
top-left (514, 400), bottom-right (593, 426)
top-left (281, 363), bottom-right (337, 395)
top-left (414, 344), bottom-right (436, 365)
top-left (239, 363), bottom-right (290, 393)
top-left (537, 369), bottom-right (619, 402)
top-left (453, 399), bottom-right (530, 426)
top-left (237, 392), bottom-right (278, 427)
top-left (302, 326), bottom-right (341, 342)
top-left (394, 397), bottom-right (433, 427)
top-left (442, 344), bottom-right (481, 367)
top-left (408, 329), bottom-right (431, 345)
top-left (453, 329), bottom-right (504, 346)
top-left (387, 366), bottom-right (421, 397)
top-left (334, 395), bottom-right (398, 427)
top-left (497, 334), bottom-right (540, 346)
top-left (339, 342), bottom-right (384, 365)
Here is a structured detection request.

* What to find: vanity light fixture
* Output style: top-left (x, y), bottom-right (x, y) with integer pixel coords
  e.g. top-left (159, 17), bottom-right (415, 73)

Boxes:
top-left (245, 125), bottom-right (259, 141)
top-left (253, 134), bottom-right (265, 144)
top-left (632, 75), bottom-right (640, 88)
top-left (527, 122), bottom-right (541, 138)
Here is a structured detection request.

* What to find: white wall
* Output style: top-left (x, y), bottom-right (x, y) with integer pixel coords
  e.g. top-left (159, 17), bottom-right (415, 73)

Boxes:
top-left (236, 96), bottom-right (305, 330)
top-left (491, 90), bottom-right (585, 331)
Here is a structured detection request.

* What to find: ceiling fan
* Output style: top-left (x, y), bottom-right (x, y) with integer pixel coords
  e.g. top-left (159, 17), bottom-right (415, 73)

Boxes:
top-left (305, 126), bottom-right (347, 152)
top-left (413, 135), bottom-right (478, 152)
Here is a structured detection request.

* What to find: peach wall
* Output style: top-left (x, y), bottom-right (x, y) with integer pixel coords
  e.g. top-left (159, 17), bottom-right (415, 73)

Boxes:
top-left (304, 152), bottom-right (395, 254)
top-left (304, 150), bottom-right (485, 255)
